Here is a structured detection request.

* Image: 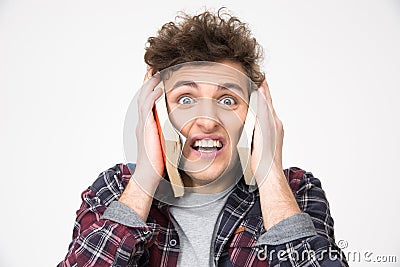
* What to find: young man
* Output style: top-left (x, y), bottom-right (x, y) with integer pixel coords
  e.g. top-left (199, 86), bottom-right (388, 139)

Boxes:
top-left (59, 9), bottom-right (349, 267)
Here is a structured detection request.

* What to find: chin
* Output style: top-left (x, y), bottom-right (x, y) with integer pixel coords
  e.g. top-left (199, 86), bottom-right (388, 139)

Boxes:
top-left (182, 158), bottom-right (242, 189)
top-left (179, 144), bottom-right (242, 188)
top-left (182, 165), bottom-right (226, 186)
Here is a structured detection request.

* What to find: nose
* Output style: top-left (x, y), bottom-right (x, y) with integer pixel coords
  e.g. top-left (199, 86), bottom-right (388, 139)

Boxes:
top-left (194, 98), bottom-right (220, 133)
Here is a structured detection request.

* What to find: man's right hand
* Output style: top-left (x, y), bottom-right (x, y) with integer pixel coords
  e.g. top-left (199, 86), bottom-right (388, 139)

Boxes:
top-left (134, 69), bottom-right (165, 186)
top-left (119, 69), bottom-right (165, 221)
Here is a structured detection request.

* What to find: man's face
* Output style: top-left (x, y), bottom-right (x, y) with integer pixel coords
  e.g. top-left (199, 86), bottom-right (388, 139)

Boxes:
top-left (164, 60), bottom-right (250, 188)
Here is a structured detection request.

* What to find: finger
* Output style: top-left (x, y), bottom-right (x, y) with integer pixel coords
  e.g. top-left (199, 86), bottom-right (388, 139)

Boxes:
top-left (138, 68), bottom-right (159, 125)
top-left (137, 87), bottom-right (163, 140)
top-left (258, 80), bottom-right (273, 109)
top-left (139, 86), bottom-right (163, 123)
top-left (138, 71), bottom-right (161, 109)
top-left (143, 66), bottom-right (153, 83)
top-left (259, 80), bottom-right (279, 119)
top-left (257, 89), bottom-right (275, 133)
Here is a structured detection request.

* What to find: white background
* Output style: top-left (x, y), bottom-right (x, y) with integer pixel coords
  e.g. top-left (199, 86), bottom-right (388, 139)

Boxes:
top-left (1, 0), bottom-right (399, 266)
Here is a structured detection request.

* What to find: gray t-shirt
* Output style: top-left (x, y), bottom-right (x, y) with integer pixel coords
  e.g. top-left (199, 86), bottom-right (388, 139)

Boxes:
top-left (168, 185), bottom-right (235, 267)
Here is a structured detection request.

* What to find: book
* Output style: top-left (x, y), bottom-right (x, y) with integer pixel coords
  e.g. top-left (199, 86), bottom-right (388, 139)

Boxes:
top-left (154, 82), bottom-right (185, 197)
top-left (237, 90), bottom-right (258, 186)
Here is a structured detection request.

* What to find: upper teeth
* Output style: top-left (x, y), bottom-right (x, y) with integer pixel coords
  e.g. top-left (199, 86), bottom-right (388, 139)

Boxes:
top-left (193, 139), bottom-right (222, 148)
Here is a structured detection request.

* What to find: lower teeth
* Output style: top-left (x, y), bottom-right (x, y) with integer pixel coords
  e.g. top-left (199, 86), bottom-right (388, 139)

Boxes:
top-left (197, 147), bottom-right (218, 152)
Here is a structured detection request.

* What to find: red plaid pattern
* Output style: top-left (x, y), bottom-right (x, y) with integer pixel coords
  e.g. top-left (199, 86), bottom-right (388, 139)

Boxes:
top-left (58, 163), bottom-right (348, 266)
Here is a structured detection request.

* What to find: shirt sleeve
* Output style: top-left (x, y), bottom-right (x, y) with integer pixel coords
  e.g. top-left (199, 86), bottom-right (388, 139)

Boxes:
top-left (257, 171), bottom-right (349, 267)
top-left (256, 212), bottom-right (317, 245)
top-left (102, 201), bottom-right (148, 227)
top-left (57, 164), bottom-right (158, 267)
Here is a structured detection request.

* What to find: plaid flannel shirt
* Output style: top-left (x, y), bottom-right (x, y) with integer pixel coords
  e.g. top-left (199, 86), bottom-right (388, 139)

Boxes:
top-left (58, 163), bottom-right (349, 266)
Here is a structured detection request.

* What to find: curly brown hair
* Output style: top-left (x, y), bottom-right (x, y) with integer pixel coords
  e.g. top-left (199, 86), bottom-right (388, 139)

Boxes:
top-left (144, 8), bottom-right (265, 86)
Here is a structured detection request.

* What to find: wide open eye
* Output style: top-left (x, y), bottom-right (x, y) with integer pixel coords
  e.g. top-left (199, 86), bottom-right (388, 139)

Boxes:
top-left (218, 96), bottom-right (237, 106)
top-left (178, 95), bottom-right (195, 105)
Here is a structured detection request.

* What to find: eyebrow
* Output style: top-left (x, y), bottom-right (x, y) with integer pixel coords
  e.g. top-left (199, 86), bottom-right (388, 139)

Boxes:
top-left (172, 80), bottom-right (246, 98)
top-left (218, 82), bottom-right (245, 97)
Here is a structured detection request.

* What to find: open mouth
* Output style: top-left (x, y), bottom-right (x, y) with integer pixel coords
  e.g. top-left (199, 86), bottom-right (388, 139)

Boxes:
top-left (191, 138), bottom-right (224, 153)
